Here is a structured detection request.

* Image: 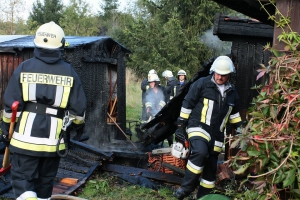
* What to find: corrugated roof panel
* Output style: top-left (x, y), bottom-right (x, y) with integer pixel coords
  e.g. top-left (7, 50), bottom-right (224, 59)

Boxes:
top-left (0, 35), bottom-right (130, 53)
top-left (0, 35), bottom-right (29, 43)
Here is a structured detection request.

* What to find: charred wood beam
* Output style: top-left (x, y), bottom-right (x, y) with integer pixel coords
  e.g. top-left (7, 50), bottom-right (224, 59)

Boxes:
top-left (115, 174), bottom-right (159, 190)
top-left (70, 139), bottom-right (113, 160)
top-left (213, 14), bottom-right (274, 43)
top-left (101, 163), bottom-right (183, 185)
top-left (81, 56), bottom-right (117, 65)
top-left (62, 163), bottom-right (99, 195)
top-left (212, 0), bottom-right (274, 25)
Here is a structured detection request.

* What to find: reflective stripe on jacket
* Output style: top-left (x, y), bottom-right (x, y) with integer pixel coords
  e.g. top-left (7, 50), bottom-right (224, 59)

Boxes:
top-left (179, 75), bottom-right (242, 150)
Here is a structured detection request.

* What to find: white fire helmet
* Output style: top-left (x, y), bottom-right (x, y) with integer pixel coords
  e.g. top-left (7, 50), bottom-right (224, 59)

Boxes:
top-left (210, 56), bottom-right (236, 75)
top-left (162, 70), bottom-right (173, 78)
top-left (34, 21), bottom-right (65, 49)
top-left (148, 74), bottom-right (160, 82)
top-left (177, 69), bottom-right (186, 76)
top-left (148, 69), bottom-right (157, 75)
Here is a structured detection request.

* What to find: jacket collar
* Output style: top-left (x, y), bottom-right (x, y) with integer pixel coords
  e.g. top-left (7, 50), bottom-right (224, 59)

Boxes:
top-left (34, 47), bottom-right (62, 64)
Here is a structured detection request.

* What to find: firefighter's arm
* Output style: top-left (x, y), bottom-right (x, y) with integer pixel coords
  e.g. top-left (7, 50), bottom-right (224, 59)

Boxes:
top-left (67, 68), bottom-right (87, 140)
top-left (141, 79), bottom-right (149, 92)
top-left (229, 94), bottom-right (243, 129)
top-left (145, 102), bottom-right (152, 118)
top-left (1, 65), bottom-right (23, 145)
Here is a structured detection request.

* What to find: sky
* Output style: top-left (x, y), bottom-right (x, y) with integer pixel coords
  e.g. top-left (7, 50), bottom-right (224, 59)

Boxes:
top-left (21, 0), bottom-right (135, 20)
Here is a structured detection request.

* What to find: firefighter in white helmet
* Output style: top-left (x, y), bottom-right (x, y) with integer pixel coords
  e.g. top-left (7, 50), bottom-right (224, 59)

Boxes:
top-left (174, 56), bottom-right (243, 199)
top-left (141, 69), bottom-right (159, 122)
top-left (1, 21), bottom-right (87, 200)
top-left (144, 74), bottom-right (166, 121)
top-left (162, 70), bottom-right (177, 103)
top-left (170, 69), bottom-right (188, 100)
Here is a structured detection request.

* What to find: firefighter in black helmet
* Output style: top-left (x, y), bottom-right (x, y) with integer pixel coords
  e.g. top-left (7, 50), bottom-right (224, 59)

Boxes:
top-left (1, 21), bottom-right (87, 200)
top-left (174, 56), bottom-right (243, 199)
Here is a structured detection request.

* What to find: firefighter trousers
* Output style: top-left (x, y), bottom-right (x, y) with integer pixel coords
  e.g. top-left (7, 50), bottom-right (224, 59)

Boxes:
top-left (11, 153), bottom-right (60, 199)
top-left (181, 139), bottom-right (219, 197)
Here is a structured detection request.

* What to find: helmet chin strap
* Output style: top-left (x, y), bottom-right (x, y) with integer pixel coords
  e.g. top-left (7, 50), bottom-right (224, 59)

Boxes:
top-left (60, 38), bottom-right (65, 49)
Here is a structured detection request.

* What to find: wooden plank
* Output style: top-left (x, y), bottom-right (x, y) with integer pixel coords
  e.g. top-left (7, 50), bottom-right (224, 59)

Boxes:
top-left (101, 163), bottom-right (183, 185)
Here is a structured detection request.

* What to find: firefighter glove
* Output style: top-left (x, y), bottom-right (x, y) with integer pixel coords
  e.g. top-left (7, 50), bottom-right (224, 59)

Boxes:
top-left (176, 117), bottom-right (188, 129)
top-left (1, 134), bottom-right (10, 147)
top-left (72, 123), bottom-right (85, 141)
top-left (175, 128), bottom-right (187, 144)
top-left (175, 117), bottom-right (188, 144)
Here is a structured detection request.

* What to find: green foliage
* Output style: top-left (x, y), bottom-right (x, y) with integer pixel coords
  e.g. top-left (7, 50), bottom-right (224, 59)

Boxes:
top-left (0, 0), bottom-right (30, 34)
top-left (28, 0), bottom-right (64, 30)
top-left (226, 1), bottom-right (300, 199)
top-left (59, 0), bottom-right (100, 36)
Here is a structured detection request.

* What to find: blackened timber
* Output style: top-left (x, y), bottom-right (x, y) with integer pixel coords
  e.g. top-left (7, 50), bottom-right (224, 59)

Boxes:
top-left (70, 139), bottom-right (113, 159)
top-left (56, 163), bottom-right (99, 195)
top-left (81, 56), bottom-right (117, 65)
top-left (212, 0), bottom-right (274, 25)
top-left (101, 163), bottom-right (183, 185)
top-left (213, 14), bottom-right (273, 42)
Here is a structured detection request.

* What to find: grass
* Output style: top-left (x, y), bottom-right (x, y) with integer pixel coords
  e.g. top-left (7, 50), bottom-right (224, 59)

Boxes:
top-left (77, 172), bottom-right (178, 200)
top-left (125, 68), bottom-right (143, 121)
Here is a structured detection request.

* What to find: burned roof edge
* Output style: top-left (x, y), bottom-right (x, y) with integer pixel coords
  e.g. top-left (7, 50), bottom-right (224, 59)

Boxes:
top-left (0, 35), bottom-right (131, 54)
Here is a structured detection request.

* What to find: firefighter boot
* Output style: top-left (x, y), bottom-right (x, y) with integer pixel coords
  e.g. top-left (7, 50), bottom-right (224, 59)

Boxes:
top-left (174, 187), bottom-right (189, 200)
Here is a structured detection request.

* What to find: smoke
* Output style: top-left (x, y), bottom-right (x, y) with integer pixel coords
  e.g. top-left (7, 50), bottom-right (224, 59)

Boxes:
top-left (144, 88), bottom-right (165, 116)
top-left (200, 28), bottom-right (231, 56)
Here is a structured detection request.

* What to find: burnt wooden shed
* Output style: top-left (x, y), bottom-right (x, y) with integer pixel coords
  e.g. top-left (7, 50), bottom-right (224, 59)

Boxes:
top-left (0, 35), bottom-right (131, 149)
top-left (213, 14), bottom-right (273, 120)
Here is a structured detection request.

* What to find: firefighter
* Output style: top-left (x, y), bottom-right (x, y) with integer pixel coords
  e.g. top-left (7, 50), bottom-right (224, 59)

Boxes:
top-left (174, 56), bottom-right (243, 199)
top-left (144, 74), bottom-right (166, 120)
top-left (170, 69), bottom-right (188, 100)
top-left (162, 70), bottom-right (177, 102)
top-left (141, 69), bottom-right (158, 122)
top-left (0, 21), bottom-right (87, 200)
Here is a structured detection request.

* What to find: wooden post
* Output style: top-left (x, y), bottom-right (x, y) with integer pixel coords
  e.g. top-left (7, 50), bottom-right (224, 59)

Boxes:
top-left (273, 0), bottom-right (300, 50)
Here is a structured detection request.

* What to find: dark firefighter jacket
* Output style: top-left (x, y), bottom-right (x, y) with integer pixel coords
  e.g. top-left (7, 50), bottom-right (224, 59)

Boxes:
top-left (179, 74), bottom-right (242, 153)
top-left (2, 48), bottom-right (87, 157)
top-left (164, 77), bottom-right (177, 103)
top-left (170, 80), bottom-right (188, 100)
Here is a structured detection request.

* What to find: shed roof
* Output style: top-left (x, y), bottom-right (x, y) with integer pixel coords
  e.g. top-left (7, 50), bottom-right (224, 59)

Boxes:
top-left (212, 0), bottom-right (275, 26)
top-left (0, 35), bottom-right (131, 53)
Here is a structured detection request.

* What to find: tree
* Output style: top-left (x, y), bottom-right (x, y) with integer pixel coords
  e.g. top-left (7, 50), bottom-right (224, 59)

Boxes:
top-left (114, 0), bottom-right (233, 79)
top-left (59, 0), bottom-right (99, 36)
top-left (0, 0), bottom-right (27, 34)
top-left (97, 0), bottom-right (121, 36)
top-left (27, 0), bottom-right (63, 31)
